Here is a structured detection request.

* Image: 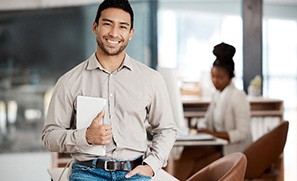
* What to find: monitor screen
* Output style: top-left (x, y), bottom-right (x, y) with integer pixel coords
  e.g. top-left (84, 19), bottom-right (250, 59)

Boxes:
top-left (157, 66), bottom-right (189, 135)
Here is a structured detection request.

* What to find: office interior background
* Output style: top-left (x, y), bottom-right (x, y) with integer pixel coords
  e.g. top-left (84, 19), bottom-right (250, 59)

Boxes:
top-left (0, 0), bottom-right (296, 180)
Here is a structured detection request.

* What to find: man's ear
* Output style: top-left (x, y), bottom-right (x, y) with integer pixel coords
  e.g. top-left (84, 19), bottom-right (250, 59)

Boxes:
top-left (128, 28), bottom-right (135, 41)
top-left (92, 22), bottom-right (98, 34)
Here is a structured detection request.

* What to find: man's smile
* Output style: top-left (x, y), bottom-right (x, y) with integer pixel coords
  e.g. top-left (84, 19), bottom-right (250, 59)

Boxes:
top-left (106, 38), bottom-right (121, 46)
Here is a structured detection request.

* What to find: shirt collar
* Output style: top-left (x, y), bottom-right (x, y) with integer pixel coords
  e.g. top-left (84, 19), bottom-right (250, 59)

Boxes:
top-left (86, 53), bottom-right (133, 72)
top-left (215, 82), bottom-right (235, 98)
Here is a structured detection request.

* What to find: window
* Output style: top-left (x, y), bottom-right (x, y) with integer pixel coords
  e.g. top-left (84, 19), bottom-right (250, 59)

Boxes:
top-left (158, 1), bottom-right (242, 96)
top-left (263, 18), bottom-right (297, 110)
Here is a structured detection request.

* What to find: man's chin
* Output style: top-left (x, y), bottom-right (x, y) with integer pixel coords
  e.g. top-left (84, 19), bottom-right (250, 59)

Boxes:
top-left (104, 49), bottom-right (123, 56)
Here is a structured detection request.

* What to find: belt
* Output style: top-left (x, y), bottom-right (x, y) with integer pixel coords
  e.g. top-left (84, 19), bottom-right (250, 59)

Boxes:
top-left (75, 157), bottom-right (143, 171)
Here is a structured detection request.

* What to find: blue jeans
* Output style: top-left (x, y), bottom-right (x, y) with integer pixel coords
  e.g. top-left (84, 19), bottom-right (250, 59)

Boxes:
top-left (69, 163), bottom-right (152, 181)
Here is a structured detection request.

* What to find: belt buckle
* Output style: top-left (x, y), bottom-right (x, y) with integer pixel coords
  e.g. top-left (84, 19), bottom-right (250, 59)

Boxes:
top-left (104, 160), bottom-right (117, 171)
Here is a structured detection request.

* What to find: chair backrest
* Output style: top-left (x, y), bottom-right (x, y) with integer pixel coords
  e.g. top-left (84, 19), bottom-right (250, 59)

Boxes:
top-left (186, 152), bottom-right (247, 181)
top-left (243, 120), bottom-right (289, 179)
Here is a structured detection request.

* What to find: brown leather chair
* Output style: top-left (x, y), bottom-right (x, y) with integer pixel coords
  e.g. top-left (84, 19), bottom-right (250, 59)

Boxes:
top-left (243, 120), bottom-right (289, 180)
top-left (186, 152), bottom-right (247, 181)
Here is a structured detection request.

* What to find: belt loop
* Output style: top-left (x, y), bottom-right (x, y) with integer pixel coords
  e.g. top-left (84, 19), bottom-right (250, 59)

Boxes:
top-left (92, 159), bottom-right (97, 168)
top-left (127, 160), bottom-right (132, 171)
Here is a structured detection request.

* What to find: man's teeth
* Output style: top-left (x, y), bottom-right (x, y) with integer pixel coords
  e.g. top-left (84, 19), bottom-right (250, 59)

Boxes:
top-left (107, 40), bottom-right (119, 44)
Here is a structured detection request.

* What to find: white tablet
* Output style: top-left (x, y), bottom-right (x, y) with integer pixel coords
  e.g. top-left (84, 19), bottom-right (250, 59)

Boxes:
top-left (76, 95), bottom-right (107, 156)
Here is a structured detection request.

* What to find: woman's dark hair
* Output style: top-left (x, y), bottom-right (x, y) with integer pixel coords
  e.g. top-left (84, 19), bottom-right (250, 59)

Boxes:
top-left (94, 0), bottom-right (134, 30)
top-left (212, 42), bottom-right (236, 78)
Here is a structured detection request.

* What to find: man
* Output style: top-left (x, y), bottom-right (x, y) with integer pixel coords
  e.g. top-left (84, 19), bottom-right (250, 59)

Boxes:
top-left (42, 0), bottom-right (177, 180)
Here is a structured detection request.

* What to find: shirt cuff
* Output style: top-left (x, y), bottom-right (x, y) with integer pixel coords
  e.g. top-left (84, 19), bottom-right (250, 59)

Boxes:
top-left (143, 155), bottom-right (160, 176)
top-left (228, 130), bottom-right (239, 143)
top-left (75, 128), bottom-right (91, 148)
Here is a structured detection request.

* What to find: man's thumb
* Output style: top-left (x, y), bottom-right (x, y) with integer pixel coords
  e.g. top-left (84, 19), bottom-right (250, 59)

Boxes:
top-left (94, 110), bottom-right (105, 124)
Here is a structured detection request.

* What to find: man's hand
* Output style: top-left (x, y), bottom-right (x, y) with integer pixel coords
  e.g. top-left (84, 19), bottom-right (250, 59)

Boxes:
top-left (125, 164), bottom-right (154, 178)
top-left (86, 111), bottom-right (112, 145)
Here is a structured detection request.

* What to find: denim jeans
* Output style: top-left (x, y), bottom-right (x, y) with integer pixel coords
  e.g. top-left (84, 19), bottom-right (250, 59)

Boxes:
top-left (69, 163), bottom-right (152, 181)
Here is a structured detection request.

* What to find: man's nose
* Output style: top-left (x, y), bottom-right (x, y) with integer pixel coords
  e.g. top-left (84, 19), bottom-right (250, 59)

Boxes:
top-left (108, 26), bottom-right (119, 37)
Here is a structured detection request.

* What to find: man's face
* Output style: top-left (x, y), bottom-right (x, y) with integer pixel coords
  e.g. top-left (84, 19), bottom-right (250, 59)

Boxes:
top-left (93, 8), bottom-right (134, 56)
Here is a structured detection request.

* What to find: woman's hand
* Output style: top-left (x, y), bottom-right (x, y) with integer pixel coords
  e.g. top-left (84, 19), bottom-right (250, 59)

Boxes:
top-left (198, 128), bottom-right (230, 141)
top-left (197, 128), bottom-right (214, 135)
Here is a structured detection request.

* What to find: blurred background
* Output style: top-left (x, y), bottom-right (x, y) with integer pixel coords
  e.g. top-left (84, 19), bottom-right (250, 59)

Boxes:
top-left (0, 0), bottom-right (296, 180)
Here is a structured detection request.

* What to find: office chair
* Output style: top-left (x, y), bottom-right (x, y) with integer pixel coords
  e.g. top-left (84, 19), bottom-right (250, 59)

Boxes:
top-left (243, 120), bottom-right (289, 181)
top-left (186, 152), bottom-right (247, 181)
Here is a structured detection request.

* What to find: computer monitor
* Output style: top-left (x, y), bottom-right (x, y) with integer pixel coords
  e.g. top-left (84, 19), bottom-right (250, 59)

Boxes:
top-left (157, 67), bottom-right (189, 135)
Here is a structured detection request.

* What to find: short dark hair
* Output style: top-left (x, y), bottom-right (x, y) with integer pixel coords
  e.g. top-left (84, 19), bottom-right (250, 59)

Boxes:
top-left (94, 0), bottom-right (134, 30)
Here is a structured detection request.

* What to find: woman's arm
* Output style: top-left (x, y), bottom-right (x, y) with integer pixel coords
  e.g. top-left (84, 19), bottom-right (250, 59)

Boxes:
top-left (198, 128), bottom-right (230, 141)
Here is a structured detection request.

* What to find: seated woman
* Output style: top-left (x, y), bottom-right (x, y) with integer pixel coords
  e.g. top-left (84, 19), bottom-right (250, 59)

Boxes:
top-left (173, 42), bottom-right (253, 180)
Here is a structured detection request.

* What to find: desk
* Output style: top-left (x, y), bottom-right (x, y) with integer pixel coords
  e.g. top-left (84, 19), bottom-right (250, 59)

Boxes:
top-left (174, 137), bottom-right (227, 154)
top-left (166, 137), bottom-right (228, 175)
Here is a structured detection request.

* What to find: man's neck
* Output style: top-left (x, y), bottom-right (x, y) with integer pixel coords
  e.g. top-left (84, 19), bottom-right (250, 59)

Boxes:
top-left (96, 51), bottom-right (126, 73)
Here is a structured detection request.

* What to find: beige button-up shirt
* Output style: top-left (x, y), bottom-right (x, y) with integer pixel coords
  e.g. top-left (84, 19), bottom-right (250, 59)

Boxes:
top-left (42, 53), bottom-right (177, 173)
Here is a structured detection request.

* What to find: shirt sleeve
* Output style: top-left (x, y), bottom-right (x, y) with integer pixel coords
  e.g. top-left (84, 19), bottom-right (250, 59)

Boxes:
top-left (41, 77), bottom-right (91, 153)
top-left (202, 98), bottom-right (216, 129)
top-left (228, 91), bottom-right (251, 143)
top-left (143, 74), bottom-right (177, 174)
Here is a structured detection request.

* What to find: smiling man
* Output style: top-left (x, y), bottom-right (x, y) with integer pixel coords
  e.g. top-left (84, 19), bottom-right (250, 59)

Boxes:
top-left (41, 0), bottom-right (177, 180)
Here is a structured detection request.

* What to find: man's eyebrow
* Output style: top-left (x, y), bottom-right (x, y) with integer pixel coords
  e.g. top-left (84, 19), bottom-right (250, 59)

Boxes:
top-left (102, 18), bottom-right (130, 26)
top-left (119, 22), bottom-right (130, 26)
top-left (102, 18), bottom-right (113, 23)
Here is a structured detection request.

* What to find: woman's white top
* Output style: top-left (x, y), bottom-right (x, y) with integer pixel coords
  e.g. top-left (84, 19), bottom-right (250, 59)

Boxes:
top-left (202, 82), bottom-right (253, 154)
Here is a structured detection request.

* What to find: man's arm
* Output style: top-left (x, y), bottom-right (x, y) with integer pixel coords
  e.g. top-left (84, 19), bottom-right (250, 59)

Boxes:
top-left (143, 75), bottom-right (177, 174)
top-left (41, 79), bottom-right (90, 153)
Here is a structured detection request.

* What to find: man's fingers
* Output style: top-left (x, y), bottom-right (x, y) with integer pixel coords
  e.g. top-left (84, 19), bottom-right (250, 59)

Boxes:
top-left (99, 126), bottom-right (111, 134)
top-left (86, 110), bottom-right (113, 145)
top-left (103, 125), bottom-right (112, 131)
top-left (125, 166), bottom-right (141, 178)
top-left (125, 165), bottom-right (153, 178)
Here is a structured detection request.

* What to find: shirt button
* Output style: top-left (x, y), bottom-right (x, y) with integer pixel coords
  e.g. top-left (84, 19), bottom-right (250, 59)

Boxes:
top-left (110, 93), bottom-right (113, 97)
